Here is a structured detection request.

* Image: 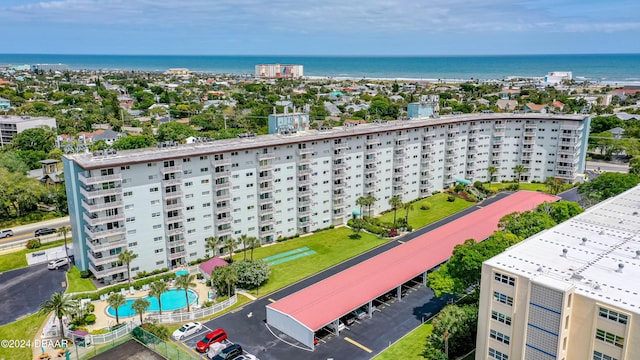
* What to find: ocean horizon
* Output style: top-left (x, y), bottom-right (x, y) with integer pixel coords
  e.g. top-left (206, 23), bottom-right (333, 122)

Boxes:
top-left (1, 53), bottom-right (640, 84)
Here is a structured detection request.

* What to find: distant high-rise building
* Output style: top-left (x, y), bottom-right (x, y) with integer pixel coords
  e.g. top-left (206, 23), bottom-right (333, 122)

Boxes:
top-left (268, 107), bottom-right (310, 134)
top-left (255, 64), bottom-right (303, 78)
top-left (63, 113), bottom-right (589, 284)
top-left (476, 185), bottom-right (640, 360)
top-left (408, 95), bottom-right (440, 119)
top-left (0, 115), bottom-right (57, 146)
top-left (30, 63), bottom-right (70, 72)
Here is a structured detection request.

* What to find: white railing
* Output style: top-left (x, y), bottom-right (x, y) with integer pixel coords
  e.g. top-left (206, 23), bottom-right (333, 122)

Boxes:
top-left (89, 322), bottom-right (137, 345)
top-left (146, 294), bottom-right (238, 324)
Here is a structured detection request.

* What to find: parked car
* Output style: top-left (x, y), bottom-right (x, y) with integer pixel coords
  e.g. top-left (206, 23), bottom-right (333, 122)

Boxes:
top-left (325, 320), bottom-right (346, 333)
top-left (341, 313), bottom-right (356, 326)
top-left (235, 354), bottom-right (258, 360)
top-left (210, 344), bottom-right (243, 360)
top-left (47, 258), bottom-right (69, 270)
top-left (35, 227), bottom-right (57, 236)
top-left (351, 307), bottom-right (367, 320)
top-left (0, 229), bottom-right (13, 238)
top-left (172, 322), bottom-right (203, 340)
top-left (196, 329), bottom-right (228, 353)
top-left (206, 342), bottom-right (227, 359)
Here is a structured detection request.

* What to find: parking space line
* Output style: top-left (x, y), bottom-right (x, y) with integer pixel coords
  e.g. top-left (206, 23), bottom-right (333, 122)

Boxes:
top-left (268, 298), bottom-right (276, 303)
top-left (397, 239), bottom-right (405, 243)
top-left (344, 337), bottom-right (372, 353)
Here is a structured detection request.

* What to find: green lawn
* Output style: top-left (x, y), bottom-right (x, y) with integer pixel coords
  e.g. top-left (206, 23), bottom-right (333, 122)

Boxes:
top-left (0, 313), bottom-right (46, 360)
top-left (373, 322), bottom-right (433, 360)
top-left (485, 182), bottom-right (549, 192)
top-left (234, 227), bottom-right (388, 296)
top-left (66, 266), bottom-right (97, 293)
top-left (0, 239), bottom-right (68, 273)
top-left (378, 193), bottom-right (476, 229)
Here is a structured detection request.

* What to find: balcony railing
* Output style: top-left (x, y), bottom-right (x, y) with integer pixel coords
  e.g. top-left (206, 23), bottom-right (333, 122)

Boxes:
top-left (167, 239), bottom-right (186, 248)
top-left (215, 181), bottom-right (231, 190)
top-left (260, 217), bottom-right (275, 226)
top-left (165, 215), bottom-right (185, 225)
top-left (89, 263), bottom-right (124, 279)
top-left (82, 199), bottom-right (123, 213)
top-left (84, 225), bottom-right (126, 240)
top-left (86, 238), bottom-right (127, 252)
top-left (166, 227), bottom-right (185, 236)
top-left (214, 170), bottom-right (231, 179)
top-left (165, 201), bottom-right (183, 211)
top-left (298, 207), bottom-right (312, 216)
top-left (162, 178), bottom-right (182, 186)
top-left (80, 186), bottom-right (122, 200)
top-left (88, 252), bottom-right (121, 267)
top-left (257, 151), bottom-right (276, 160)
top-left (366, 138), bottom-right (381, 146)
top-left (83, 212), bottom-right (126, 227)
top-left (217, 227), bottom-right (233, 236)
top-left (298, 167), bottom-right (313, 176)
top-left (162, 190), bottom-right (183, 200)
top-left (169, 251), bottom-right (186, 260)
top-left (259, 207), bottom-right (275, 216)
top-left (258, 174), bottom-right (274, 181)
top-left (297, 147), bottom-right (313, 155)
top-left (211, 158), bottom-right (231, 167)
top-left (560, 124), bottom-right (584, 131)
top-left (160, 165), bottom-right (182, 174)
top-left (78, 172), bottom-right (122, 186)
top-left (259, 197), bottom-right (274, 206)
top-left (298, 199), bottom-right (312, 207)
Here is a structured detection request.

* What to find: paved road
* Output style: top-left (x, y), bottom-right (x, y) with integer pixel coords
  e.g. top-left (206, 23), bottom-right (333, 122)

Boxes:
top-left (189, 193), bottom-right (511, 360)
top-left (0, 263), bottom-right (68, 325)
top-left (585, 160), bottom-right (628, 174)
top-left (0, 216), bottom-right (70, 250)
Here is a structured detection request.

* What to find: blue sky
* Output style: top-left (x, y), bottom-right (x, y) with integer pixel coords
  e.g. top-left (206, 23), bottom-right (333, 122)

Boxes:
top-left (1, 0), bottom-right (639, 55)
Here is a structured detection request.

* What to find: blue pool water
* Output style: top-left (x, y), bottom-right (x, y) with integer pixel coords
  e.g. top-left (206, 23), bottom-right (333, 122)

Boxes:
top-left (176, 270), bottom-right (189, 276)
top-left (106, 289), bottom-right (198, 317)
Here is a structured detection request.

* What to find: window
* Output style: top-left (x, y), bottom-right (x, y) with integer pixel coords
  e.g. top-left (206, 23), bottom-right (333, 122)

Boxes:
top-left (493, 292), bottom-right (513, 306)
top-left (490, 329), bottom-right (510, 344)
top-left (185, 181), bottom-right (193, 187)
top-left (203, 202), bottom-right (211, 208)
top-left (155, 248), bottom-right (164, 253)
top-left (126, 217), bottom-right (135, 223)
top-left (599, 307), bottom-right (628, 325)
top-left (494, 272), bottom-right (515, 286)
top-left (152, 212), bottom-right (161, 217)
top-left (124, 191), bottom-right (132, 197)
top-left (596, 329), bottom-right (624, 348)
top-left (150, 187), bottom-right (159, 192)
top-left (593, 351), bottom-right (618, 360)
top-left (153, 236), bottom-right (162, 242)
top-left (201, 179), bottom-right (210, 184)
top-left (200, 167), bottom-right (209, 172)
top-left (488, 348), bottom-right (508, 360)
top-left (150, 199), bottom-right (160, 205)
top-left (152, 224), bottom-right (162, 229)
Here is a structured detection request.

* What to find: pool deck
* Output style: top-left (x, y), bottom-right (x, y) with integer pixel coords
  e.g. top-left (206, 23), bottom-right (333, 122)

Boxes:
top-left (88, 280), bottom-right (212, 330)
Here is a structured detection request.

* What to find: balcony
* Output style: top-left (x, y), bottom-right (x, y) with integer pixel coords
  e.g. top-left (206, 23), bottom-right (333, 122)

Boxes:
top-left (89, 263), bottom-right (124, 279)
top-left (298, 207), bottom-right (312, 216)
top-left (259, 228), bottom-right (276, 237)
top-left (446, 128), bottom-right (457, 135)
top-left (297, 219), bottom-right (310, 228)
top-left (333, 182), bottom-right (346, 190)
top-left (211, 158), bottom-right (231, 167)
top-left (299, 156), bottom-right (312, 164)
top-left (78, 172), bottom-right (122, 186)
top-left (366, 138), bottom-right (381, 146)
top-left (260, 217), bottom-right (275, 226)
top-left (214, 170), bottom-right (231, 179)
top-left (215, 204), bottom-right (232, 213)
top-left (364, 166), bottom-right (376, 174)
top-left (333, 162), bottom-right (346, 170)
top-left (364, 157), bottom-right (376, 165)
top-left (84, 225), bottom-right (126, 240)
top-left (165, 200), bottom-right (183, 211)
top-left (258, 173), bottom-right (274, 182)
top-left (165, 214), bottom-right (185, 225)
top-left (162, 190), bottom-right (183, 200)
top-left (82, 199), bottom-right (123, 213)
top-left (162, 178), bottom-right (182, 186)
top-left (297, 147), bottom-right (313, 156)
top-left (494, 123), bottom-right (506, 130)
top-left (160, 165), bottom-right (182, 175)
top-left (259, 197), bottom-right (274, 206)
top-left (83, 212), bottom-right (125, 227)
top-left (470, 123), bottom-right (483, 130)
top-left (392, 187), bottom-right (403, 196)
top-left (217, 227), bottom-right (233, 237)
top-left (333, 191), bottom-right (345, 199)
top-left (396, 135), bottom-right (409, 142)
top-left (560, 124), bottom-right (584, 131)
top-left (298, 167), bottom-right (313, 176)
top-left (521, 154), bottom-right (533, 161)
top-left (556, 165), bottom-right (575, 172)
top-left (257, 151), bottom-right (276, 161)
top-left (215, 181), bottom-right (231, 190)
top-left (423, 133), bottom-right (437, 140)
top-left (169, 251), bottom-right (186, 260)
top-left (523, 137), bottom-right (535, 145)
top-left (88, 252), bottom-right (121, 267)
top-left (297, 177), bottom-right (312, 185)
top-left (86, 237), bottom-right (127, 252)
top-left (166, 227), bottom-right (185, 236)
top-left (259, 207), bottom-right (275, 216)
top-left (298, 199), bottom-right (312, 207)
top-left (332, 142), bottom-right (348, 151)
top-left (80, 186), bottom-right (122, 200)
top-left (167, 239), bottom-right (186, 248)
top-left (445, 168), bottom-right (457, 176)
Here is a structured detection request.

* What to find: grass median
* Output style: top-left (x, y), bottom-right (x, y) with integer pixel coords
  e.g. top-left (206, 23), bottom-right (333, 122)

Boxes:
top-left (66, 266), bottom-right (97, 293)
top-left (0, 239), bottom-right (68, 273)
top-left (373, 321), bottom-right (433, 360)
top-left (377, 193), bottom-right (476, 230)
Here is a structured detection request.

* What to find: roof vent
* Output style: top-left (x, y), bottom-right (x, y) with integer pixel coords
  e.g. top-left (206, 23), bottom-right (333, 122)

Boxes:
top-left (537, 266), bottom-right (544, 272)
top-left (616, 263), bottom-right (624, 273)
top-left (619, 220), bottom-right (624, 224)
top-left (561, 248), bottom-right (568, 257)
top-left (599, 230), bottom-right (605, 235)
top-left (635, 250), bottom-right (640, 259)
top-left (595, 283), bottom-right (601, 290)
top-left (581, 237), bottom-right (587, 245)
top-left (633, 211), bottom-right (638, 216)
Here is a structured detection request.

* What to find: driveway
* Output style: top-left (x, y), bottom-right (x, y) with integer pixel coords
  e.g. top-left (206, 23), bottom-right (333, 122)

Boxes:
top-left (0, 264), bottom-right (68, 325)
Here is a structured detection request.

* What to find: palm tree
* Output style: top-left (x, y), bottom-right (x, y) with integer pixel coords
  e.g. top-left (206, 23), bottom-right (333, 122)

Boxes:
top-left (544, 176), bottom-right (563, 195)
top-left (356, 196), bottom-right (367, 218)
top-left (148, 281), bottom-right (169, 315)
top-left (365, 194), bottom-right (377, 217)
top-left (513, 164), bottom-right (526, 183)
top-left (487, 166), bottom-right (498, 183)
top-left (223, 237), bottom-right (238, 260)
top-left (205, 236), bottom-right (223, 258)
top-left (247, 236), bottom-right (260, 261)
top-left (118, 249), bottom-right (138, 288)
top-left (238, 234), bottom-right (249, 261)
top-left (388, 195), bottom-right (403, 229)
top-left (39, 292), bottom-right (76, 342)
top-left (107, 293), bottom-right (127, 325)
top-left (131, 297), bottom-right (150, 325)
top-left (403, 202), bottom-right (414, 228)
top-left (56, 226), bottom-right (72, 272)
top-left (175, 274), bottom-right (197, 312)
top-left (217, 266), bottom-right (238, 297)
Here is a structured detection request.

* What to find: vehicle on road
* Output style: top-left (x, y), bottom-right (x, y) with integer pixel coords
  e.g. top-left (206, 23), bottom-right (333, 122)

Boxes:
top-left (35, 227), bottom-right (57, 236)
top-left (0, 229), bottom-right (13, 238)
top-left (172, 322), bottom-right (203, 340)
top-left (196, 328), bottom-right (228, 353)
top-left (210, 344), bottom-right (243, 360)
top-left (47, 258), bottom-right (69, 270)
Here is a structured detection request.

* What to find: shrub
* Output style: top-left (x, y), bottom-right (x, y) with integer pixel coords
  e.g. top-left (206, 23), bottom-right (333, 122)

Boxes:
top-left (233, 260), bottom-right (271, 289)
top-left (454, 184), bottom-right (465, 192)
top-left (406, 225), bottom-right (413, 232)
top-left (421, 201), bottom-right (432, 210)
top-left (86, 304), bottom-right (95, 313)
top-left (26, 239), bottom-right (41, 249)
top-left (84, 314), bottom-right (96, 325)
top-left (80, 270), bottom-right (92, 278)
top-left (202, 301), bottom-right (214, 308)
top-left (90, 328), bottom-right (109, 335)
top-left (140, 323), bottom-right (169, 341)
top-left (447, 195), bottom-right (456, 202)
top-left (473, 181), bottom-right (484, 190)
top-left (329, 224), bottom-right (335, 229)
top-left (507, 183), bottom-right (520, 191)
top-left (432, 190), bottom-right (440, 195)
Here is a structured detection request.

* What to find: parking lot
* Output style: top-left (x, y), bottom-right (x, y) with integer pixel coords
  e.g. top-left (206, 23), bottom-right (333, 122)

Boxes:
top-left (174, 323), bottom-right (261, 359)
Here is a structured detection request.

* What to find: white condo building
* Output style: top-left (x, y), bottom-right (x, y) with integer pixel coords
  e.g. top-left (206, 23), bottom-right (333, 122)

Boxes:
top-left (476, 185), bottom-right (640, 360)
top-left (0, 115), bottom-right (57, 146)
top-left (63, 113), bottom-right (589, 283)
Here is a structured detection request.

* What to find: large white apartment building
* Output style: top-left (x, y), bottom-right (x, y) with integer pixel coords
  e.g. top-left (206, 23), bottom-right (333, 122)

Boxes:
top-left (476, 185), bottom-right (640, 360)
top-left (63, 113), bottom-right (589, 283)
top-left (0, 115), bottom-right (57, 146)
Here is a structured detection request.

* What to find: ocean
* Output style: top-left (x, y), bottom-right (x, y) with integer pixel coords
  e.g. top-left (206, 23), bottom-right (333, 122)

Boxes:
top-left (1, 54), bottom-right (639, 84)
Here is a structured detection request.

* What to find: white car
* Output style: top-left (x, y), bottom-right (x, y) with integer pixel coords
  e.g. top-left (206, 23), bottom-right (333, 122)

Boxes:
top-left (172, 322), bottom-right (203, 340)
top-left (47, 258), bottom-right (69, 270)
top-left (206, 342), bottom-right (227, 359)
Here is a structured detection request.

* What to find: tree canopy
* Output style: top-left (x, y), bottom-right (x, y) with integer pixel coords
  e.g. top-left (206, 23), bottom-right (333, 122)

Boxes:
top-left (578, 172), bottom-right (639, 203)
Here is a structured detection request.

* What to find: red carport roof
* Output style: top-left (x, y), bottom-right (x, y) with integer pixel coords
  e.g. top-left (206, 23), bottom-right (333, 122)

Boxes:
top-left (267, 191), bottom-right (559, 331)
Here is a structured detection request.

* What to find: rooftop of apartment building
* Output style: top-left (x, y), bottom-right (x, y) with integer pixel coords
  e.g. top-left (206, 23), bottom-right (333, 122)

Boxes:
top-left (485, 185), bottom-right (640, 315)
top-left (65, 113), bottom-right (587, 170)
top-left (0, 115), bottom-right (56, 124)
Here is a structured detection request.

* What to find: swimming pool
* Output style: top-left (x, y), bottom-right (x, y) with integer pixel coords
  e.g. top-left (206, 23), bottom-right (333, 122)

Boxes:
top-left (106, 289), bottom-right (198, 317)
top-left (176, 269), bottom-right (189, 276)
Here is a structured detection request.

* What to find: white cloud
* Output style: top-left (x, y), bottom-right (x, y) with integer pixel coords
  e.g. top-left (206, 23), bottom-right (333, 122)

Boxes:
top-left (1, 0), bottom-right (637, 35)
